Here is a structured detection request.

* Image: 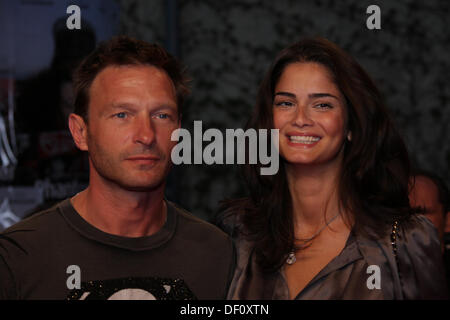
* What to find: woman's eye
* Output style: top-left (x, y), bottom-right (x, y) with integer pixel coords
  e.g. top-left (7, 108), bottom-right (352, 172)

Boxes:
top-left (314, 103), bottom-right (332, 109)
top-left (274, 101), bottom-right (294, 107)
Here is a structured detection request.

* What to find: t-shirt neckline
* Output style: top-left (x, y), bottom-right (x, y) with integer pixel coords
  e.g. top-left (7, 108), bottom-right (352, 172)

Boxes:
top-left (58, 198), bottom-right (177, 251)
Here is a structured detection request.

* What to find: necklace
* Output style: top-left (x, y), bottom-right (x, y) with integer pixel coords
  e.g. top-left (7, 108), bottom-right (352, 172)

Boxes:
top-left (286, 212), bottom-right (340, 265)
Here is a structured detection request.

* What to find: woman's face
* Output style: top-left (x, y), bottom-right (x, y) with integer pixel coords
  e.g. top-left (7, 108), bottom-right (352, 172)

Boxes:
top-left (273, 62), bottom-right (348, 168)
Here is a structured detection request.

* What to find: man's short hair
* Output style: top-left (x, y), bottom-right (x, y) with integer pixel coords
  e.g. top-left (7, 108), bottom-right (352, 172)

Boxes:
top-left (412, 168), bottom-right (450, 215)
top-left (73, 35), bottom-right (190, 121)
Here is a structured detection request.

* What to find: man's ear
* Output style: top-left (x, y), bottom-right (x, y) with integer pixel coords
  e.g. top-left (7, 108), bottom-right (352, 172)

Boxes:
top-left (68, 113), bottom-right (88, 151)
top-left (178, 113), bottom-right (182, 129)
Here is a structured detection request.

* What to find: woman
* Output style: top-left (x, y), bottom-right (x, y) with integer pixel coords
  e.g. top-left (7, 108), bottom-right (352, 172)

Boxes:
top-left (220, 37), bottom-right (448, 299)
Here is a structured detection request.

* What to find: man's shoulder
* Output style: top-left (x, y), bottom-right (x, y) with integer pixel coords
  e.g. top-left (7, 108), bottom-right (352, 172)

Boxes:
top-left (167, 201), bottom-right (232, 245)
top-left (2, 201), bottom-right (62, 234)
top-left (0, 200), bottom-right (66, 255)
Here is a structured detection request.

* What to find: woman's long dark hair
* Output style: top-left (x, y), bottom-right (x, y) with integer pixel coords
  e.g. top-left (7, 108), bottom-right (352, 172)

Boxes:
top-left (221, 37), bottom-right (414, 273)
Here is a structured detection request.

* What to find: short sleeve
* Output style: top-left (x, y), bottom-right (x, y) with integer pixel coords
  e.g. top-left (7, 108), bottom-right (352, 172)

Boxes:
top-left (0, 241), bottom-right (18, 299)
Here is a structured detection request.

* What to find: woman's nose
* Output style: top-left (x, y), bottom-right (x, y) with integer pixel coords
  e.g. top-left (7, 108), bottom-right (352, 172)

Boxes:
top-left (293, 105), bottom-right (314, 128)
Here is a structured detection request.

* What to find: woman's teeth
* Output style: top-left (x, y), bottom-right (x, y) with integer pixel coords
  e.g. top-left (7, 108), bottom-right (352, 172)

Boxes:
top-left (289, 136), bottom-right (321, 144)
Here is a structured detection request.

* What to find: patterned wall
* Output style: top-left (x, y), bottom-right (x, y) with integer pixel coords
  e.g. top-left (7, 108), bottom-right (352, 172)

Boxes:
top-left (119, 0), bottom-right (450, 221)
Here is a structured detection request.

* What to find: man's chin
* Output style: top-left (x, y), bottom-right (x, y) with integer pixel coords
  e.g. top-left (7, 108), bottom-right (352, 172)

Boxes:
top-left (112, 175), bottom-right (167, 193)
top-left (94, 167), bottom-right (168, 193)
top-left (119, 180), bottom-right (166, 192)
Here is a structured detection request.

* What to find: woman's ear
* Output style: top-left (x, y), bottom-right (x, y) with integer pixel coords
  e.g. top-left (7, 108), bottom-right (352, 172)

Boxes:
top-left (347, 131), bottom-right (352, 141)
top-left (68, 113), bottom-right (88, 151)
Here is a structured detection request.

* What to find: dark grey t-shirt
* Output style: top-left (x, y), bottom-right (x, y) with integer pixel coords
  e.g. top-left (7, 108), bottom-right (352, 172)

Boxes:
top-left (0, 199), bottom-right (235, 300)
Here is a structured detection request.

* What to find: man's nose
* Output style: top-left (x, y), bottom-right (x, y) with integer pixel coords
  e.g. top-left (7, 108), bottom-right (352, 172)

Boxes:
top-left (134, 116), bottom-right (156, 146)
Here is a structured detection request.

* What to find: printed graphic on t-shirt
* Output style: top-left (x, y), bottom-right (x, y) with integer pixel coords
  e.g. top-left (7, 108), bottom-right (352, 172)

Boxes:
top-left (67, 277), bottom-right (197, 300)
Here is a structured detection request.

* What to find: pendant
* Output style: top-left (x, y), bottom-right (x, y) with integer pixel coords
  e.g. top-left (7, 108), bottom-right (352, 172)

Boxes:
top-left (286, 251), bottom-right (296, 265)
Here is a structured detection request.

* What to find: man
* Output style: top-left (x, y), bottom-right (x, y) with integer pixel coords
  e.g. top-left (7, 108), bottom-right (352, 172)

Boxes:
top-left (0, 36), bottom-right (234, 300)
top-left (409, 170), bottom-right (449, 253)
top-left (409, 169), bottom-right (449, 290)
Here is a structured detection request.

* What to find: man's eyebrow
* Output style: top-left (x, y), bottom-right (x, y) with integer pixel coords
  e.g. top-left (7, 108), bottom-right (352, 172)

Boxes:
top-left (98, 103), bottom-right (136, 117)
top-left (151, 104), bottom-right (178, 114)
top-left (107, 102), bottom-right (136, 110)
top-left (103, 102), bottom-right (178, 115)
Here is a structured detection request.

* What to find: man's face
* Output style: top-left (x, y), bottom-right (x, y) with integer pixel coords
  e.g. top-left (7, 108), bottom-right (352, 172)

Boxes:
top-left (409, 175), bottom-right (445, 251)
top-left (75, 64), bottom-right (180, 192)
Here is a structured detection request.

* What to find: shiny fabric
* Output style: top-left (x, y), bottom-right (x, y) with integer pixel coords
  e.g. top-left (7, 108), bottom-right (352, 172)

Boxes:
top-left (227, 214), bottom-right (448, 300)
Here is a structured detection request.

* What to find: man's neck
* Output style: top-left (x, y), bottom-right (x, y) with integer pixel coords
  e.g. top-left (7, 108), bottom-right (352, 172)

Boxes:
top-left (71, 182), bottom-right (167, 238)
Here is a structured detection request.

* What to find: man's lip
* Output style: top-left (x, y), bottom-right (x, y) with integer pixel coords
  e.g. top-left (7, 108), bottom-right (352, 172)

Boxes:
top-left (126, 156), bottom-right (160, 161)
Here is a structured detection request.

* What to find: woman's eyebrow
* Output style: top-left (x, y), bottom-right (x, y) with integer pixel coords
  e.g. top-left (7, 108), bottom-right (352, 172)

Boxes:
top-left (308, 93), bottom-right (340, 100)
top-left (274, 92), bottom-right (340, 101)
top-left (274, 91), bottom-right (296, 98)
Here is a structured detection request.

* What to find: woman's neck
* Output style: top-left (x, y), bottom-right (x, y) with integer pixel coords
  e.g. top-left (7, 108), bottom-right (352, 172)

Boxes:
top-left (285, 161), bottom-right (342, 235)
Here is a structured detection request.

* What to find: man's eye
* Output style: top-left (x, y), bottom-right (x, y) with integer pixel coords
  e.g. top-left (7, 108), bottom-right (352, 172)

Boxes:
top-left (115, 112), bottom-right (127, 119)
top-left (156, 113), bottom-right (169, 119)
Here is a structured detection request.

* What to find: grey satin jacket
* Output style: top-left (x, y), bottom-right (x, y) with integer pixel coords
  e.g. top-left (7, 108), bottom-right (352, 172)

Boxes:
top-left (227, 214), bottom-right (448, 299)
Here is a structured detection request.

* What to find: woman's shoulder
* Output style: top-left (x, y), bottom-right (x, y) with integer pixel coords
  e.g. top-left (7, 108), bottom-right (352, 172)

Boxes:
top-left (216, 202), bottom-right (261, 300)
top-left (355, 213), bottom-right (448, 299)
top-left (360, 213), bottom-right (439, 247)
top-left (372, 213), bottom-right (442, 267)
top-left (217, 209), bottom-right (251, 249)
top-left (216, 201), bottom-right (255, 266)
top-left (395, 214), bottom-right (448, 299)
top-left (397, 213), bottom-right (440, 246)
top-left (216, 198), bottom-right (253, 239)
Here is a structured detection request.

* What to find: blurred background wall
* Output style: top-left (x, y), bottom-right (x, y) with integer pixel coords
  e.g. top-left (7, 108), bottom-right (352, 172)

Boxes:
top-left (0, 0), bottom-right (448, 228)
